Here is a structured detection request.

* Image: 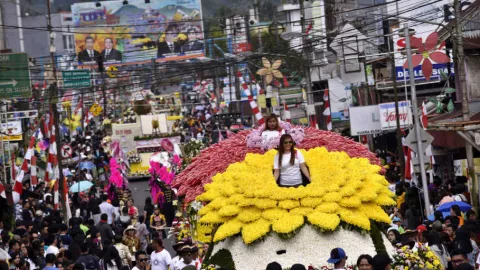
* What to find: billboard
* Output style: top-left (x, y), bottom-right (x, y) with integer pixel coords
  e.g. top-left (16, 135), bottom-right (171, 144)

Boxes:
top-left (0, 121), bottom-right (23, 141)
top-left (378, 101), bottom-right (413, 131)
top-left (72, 0), bottom-right (204, 65)
top-left (349, 105), bottom-right (382, 136)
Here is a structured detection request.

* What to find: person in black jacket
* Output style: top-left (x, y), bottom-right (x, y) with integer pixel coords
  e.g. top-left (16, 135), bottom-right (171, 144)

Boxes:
top-left (101, 37), bottom-right (122, 63)
top-left (75, 243), bottom-right (100, 270)
top-left (78, 36), bottom-right (100, 63)
top-left (157, 28), bottom-right (181, 57)
top-left (95, 214), bottom-right (114, 243)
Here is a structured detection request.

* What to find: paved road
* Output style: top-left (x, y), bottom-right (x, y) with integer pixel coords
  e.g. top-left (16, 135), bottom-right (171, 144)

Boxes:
top-left (129, 179), bottom-right (176, 255)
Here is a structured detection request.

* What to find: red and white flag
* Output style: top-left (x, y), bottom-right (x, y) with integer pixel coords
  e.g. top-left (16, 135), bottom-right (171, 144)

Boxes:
top-left (0, 183), bottom-right (5, 199)
top-left (421, 101), bottom-right (428, 130)
top-left (283, 102), bottom-right (291, 123)
top-left (323, 89), bottom-right (331, 130)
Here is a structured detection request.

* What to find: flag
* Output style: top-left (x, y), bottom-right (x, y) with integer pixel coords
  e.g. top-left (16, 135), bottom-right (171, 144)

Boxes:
top-left (283, 76), bottom-right (290, 87)
top-left (0, 183), bottom-right (5, 199)
top-left (31, 156), bottom-right (38, 186)
top-left (283, 102), bottom-right (291, 123)
top-left (421, 101), bottom-right (428, 130)
top-left (323, 89), bottom-right (332, 130)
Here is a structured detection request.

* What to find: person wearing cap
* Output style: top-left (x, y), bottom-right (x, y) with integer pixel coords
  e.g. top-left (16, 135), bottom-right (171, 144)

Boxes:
top-left (190, 246), bottom-right (201, 270)
top-left (390, 217), bottom-right (405, 234)
top-left (171, 241), bottom-right (186, 268)
top-left (327, 247), bottom-right (348, 270)
top-left (171, 245), bottom-right (195, 270)
top-left (123, 225), bottom-right (140, 264)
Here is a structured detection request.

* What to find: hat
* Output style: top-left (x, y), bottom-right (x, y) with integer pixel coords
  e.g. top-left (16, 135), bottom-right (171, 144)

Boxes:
top-left (392, 217), bottom-right (401, 223)
top-left (416, 225), bottom-right (427, 233)
top-left (35, 210), bottom-right (43, 217)
top-left (179, 245), bottom-right (192, 254)
top-left (123, 225), bottom-right (137, 236)
top-left (173, 241), bottom-right (185, 250)
top-left (327, 248), bottom-right (347, 264)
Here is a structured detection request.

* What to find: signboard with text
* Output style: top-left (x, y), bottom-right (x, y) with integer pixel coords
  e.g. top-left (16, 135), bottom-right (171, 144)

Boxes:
top-left (111, 123), bottom-right (142, 154)
top-left (395, 63), bottom-right (454, 81)
top-left (0, 121), bottom-right (23, 141)
top-left (378, 101), bottom-right (413, 130)
top-left (62, 70), bottom-right (91, 88)
top-left (349, 105), bottom-right (382, 136)
top-left (0, 53), bottom-right (31, 99)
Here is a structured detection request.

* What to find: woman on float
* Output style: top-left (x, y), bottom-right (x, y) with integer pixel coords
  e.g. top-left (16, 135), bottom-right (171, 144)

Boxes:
top-left (273, 134), bottom-right (310, 187)
top-left (262, 114), bottom-right (285, 144)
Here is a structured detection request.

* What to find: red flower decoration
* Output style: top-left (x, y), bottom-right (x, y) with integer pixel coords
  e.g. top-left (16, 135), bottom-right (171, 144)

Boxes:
top-left (403, 32), bottom-right (450, 81)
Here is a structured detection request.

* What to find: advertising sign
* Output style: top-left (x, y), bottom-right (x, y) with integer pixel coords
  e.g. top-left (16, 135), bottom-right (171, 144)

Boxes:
top-left (395, 63), bottom-right (454, 81)
top-left (349, 105), bottom-right (382, 136)
top-left (0, 121), bottom-right (23, 141)
top-left (111, 123), bottom-right (142, 154)
top-left (0, 53), bottom-right (31, 99)
top-left (378, 101), bottom-right (413, 131)
top-left (62, 70), bottom-right (91, 88)
top-left (72, 0), bottom-right (204, 65)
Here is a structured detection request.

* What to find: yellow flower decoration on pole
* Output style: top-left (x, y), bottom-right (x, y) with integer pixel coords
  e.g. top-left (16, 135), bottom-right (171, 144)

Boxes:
top-left (256, 57), bottom-right (284, 85)
top-left (197, 147), bottom-right (396, 244)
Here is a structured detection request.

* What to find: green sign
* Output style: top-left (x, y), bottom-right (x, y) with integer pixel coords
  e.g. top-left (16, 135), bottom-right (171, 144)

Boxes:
top-left (62, 70), bottom-right (91, 88)
top-left (0, 53), bottom-right (31, 99)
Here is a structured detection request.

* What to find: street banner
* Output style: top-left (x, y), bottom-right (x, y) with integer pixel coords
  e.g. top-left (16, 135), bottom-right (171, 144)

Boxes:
top-left (0, 121), bottom-right (23, 141)
top-left (378, 101), bottom-right (413, 130)
top-left (72, 0), bottom-right (204, 65)
top-left (111, 123), bottom-right (142, 154)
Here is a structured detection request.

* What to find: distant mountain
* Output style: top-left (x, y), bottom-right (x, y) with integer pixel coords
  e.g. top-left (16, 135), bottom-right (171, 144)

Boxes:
top-left (21, 0), bottom-right (281, 21)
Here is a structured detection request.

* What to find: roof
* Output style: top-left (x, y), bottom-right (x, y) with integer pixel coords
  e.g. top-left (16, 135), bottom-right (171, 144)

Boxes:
top-left (439, 0), bottom-right (480, 41)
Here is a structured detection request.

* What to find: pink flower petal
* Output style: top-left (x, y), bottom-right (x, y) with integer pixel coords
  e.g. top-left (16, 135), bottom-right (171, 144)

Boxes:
top-left (422, 58), bottom-right (433, 81)
top-left (425, 32), bottom-right (439, 51)
top-left (410, 36), bottom-right (424, 53)
top-left (429, 51), bottom-right (450, 64)
top-left (403, 54), bottom-right (423, 69)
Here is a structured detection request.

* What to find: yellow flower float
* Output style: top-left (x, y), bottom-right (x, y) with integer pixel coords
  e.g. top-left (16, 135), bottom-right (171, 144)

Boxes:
top-left (196, 147), bottom-right (396, 269)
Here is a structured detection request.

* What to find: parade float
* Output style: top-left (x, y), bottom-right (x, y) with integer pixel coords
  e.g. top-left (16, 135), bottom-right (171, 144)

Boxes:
top-left (172, 122), bottom-right (397, 269)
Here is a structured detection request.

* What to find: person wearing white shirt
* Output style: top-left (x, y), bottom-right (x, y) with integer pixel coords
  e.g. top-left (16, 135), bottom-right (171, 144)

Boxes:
top-left (273, 134), bottom-right (310, 187)
top-left (99, 195), bottom-right (116, 225)
top-left (261, 114), bottom-right (285, 146)
top-left (172, 246), bottom-right (195, 270)
top-left (150, 238), bottom-right (171, 270)
top-left (45, 236), bottom-right (62, 256)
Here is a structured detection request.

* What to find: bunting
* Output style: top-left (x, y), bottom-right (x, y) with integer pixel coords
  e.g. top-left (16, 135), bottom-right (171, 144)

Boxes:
top-left (237, 71), bottom-right (264, 125)
top-left (323, 89), bottom-right (332, 130)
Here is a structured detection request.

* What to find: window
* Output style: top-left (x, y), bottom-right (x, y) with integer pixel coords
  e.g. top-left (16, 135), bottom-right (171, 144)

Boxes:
top-left (62, 35), bottom-right (75, 53)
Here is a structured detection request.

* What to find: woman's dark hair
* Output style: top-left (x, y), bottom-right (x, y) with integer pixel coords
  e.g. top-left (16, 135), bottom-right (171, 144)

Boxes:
top-left (265, 114), bottom-right (281, 131)
top-left (139, 215), bottom-right (145, 224)
top-left (455, 228), bottom-right (473, 254)
top-left (103, 245), bottom-right (123, 268)
top-left (145, 197), bottom-right (153, 207)
top-left (438, 188), bottom-right (449, 200)
top-left (278, 134), bottom-right (296, 167)
top-left (9, 251), bottom-right (20, 264)
top-left (451, 205), bottom-right (462, 217)
top-left (372, 254), bottom-right (391, 270)
top-left (388, 229), bottom-right (401, 242)
top-left (356, 254), bottom-right (373, 267)
top-left (434, 210), bottom-right (445, 223)
top-left (122, 206), bottom-right (128, 215)
top-left (466, 209), bottom-right (476, 219)
top-left (427, 231), bottom-right (442, 246)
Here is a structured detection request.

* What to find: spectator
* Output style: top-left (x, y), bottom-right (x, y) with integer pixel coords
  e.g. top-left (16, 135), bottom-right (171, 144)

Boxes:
top-left (451, 250), bottom-right (469, 269)
top-left (99, 195), bottom-right (116, 225)
top-left (327, 248), bottom-right (347, 270)
top-left (372, 254), bottom-right (391, 270)
top-left (132, 250), bottom-right (149, 270)
top-left (150, 238), bottom-right (171, 270)
top-left (356, 254), bottom-right (373, 270)
top-left (114, 235), bottom-right (131, 267)
top-left (44, 253), bottom-right (59, 270)
top-left (95, 214), bottom-right (114, 243)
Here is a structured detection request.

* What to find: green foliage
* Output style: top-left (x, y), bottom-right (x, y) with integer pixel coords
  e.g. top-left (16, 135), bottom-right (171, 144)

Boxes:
top-left (370, 221), bottom-right (388, 255)
top-left (444, 87), bottom-right (456, 94)
top-left (208, 249), bottom-right (236, 270)
top-left (133, 133), bottom-right (181, 141)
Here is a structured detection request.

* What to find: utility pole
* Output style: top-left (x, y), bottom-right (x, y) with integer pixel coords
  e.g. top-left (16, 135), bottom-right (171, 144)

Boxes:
top-left (454, 0), bottom-right (478, 210)
top-left (389, 18), bottom-right (405, 180)
top-left (47, 0), bottom-right (68, 224)
top-left (404, 24), bottom-right (431, 216)
top-left (299, 0), bottom-right (315, 127)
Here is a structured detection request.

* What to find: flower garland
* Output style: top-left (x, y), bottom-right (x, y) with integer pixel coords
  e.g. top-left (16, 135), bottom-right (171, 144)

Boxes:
top-left (392, 245), bottom-right (442, 270)
top-left (197, 147), bottom-right (395, 244)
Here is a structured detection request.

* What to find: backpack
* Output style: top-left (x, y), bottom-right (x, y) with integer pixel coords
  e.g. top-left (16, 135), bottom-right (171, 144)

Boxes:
top-left (454, 194), bottom-right (467, 202)
top-left (81, 255), bottom-right (99, 270)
